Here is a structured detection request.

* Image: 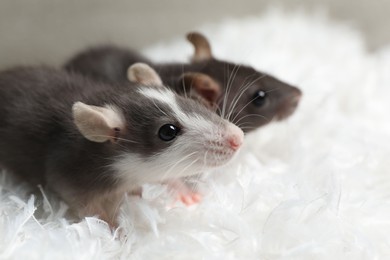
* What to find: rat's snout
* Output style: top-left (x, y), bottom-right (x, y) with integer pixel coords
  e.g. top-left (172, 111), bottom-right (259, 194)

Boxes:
top-left (225, 123), bottom-right (244, 151)
top-left (277, 87), bottom-right (302, 120)
top-left (228, 136), bottom-right (242, 151)
top-left (202, 121), bottom-right (244, 168)
top-left (290, 87), bottom-right (302, 108)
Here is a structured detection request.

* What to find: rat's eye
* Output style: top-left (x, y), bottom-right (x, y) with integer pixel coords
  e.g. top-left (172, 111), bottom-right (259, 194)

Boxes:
top-left (158, 124), bottom-right (181, 141)
top-left (252, 90), bottom-right (267, 107)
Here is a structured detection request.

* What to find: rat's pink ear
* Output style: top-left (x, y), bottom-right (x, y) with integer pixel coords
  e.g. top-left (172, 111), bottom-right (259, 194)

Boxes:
top-left (181, 72), bottom-right (221, 107)
top-left (72, 102), bottom-right (124, 142)
top-left (127, 63), bottom-right (163, 86)
top-left (186, 32), bottom-right (213, 61)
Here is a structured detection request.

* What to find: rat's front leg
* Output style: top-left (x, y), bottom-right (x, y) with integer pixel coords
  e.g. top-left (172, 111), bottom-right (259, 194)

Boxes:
top-left (165, 179), bottom-right (202, 206)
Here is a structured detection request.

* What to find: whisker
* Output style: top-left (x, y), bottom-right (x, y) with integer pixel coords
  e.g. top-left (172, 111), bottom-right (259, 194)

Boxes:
top-left (191, 150), bottom-right (209, 192)
top-left (87, 134), bottom-right (140, 144)
top-left (151, 98), bottom-right (168, 117)
top-left (236, 125), bottom-right (256, 130)
top-left (230, 89), bottom-right (271, 124)
top-left (221, 63), bottom-right (237, 119)
top-left (226, 73), bottom-right (267, 119)
top-left (265, 87), bottom-right (283, 94)
top-left (162, 151), bottom-right (198, 179)
top-left (234, 113), bottom-right (269, 126)
top-left (181, 77), bottom-right (187, 100)
top-left (220, 63), bottom-right (229, 119)
top-left (222, 63), bottom-right (241, 119)
top-left (228, 84), bottom-right (280, 124)
top-left (188, 174), bottom-right (202, 194)
top-left (227, 74), bottom-right (267, 122)
top-left (202, 150), bottom-right (209, 169)
top-left (215, 105), bottom-right (223, 116)
top-left (181, 64), bottom-right (188, 99)
top-left (174, 158), bottom-right (199, 179)
top-left (224, 68), bottom-right (253, 119)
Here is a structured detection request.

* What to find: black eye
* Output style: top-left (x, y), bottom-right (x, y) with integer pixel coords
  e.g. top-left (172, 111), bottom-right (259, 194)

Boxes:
top-left (158, 124), bottom-right (180, 141)
top-left (252, 90), bottom-right (267, 107)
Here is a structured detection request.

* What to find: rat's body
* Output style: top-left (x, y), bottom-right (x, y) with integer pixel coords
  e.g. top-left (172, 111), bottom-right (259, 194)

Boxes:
top-left (65, 45), bottom-right (151, 85)
top-left (64, 32), bottom-right (302, 133)
top-left (0, 65), bottom-right (243, 225)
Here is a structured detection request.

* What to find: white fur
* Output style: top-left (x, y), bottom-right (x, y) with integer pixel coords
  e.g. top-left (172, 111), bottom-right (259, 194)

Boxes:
top-left (111, 112), bottom-right (239, 185)
top-left (138, 86), bottom-right (221, 134)
top-left (2, 9), bottom-right (390, 259)
top-left (118, 86), bottom-right (241, 186)
top-left (138, 87), bottom-right (177, 110)
top-left (138, 87), bottom-right (189, 122)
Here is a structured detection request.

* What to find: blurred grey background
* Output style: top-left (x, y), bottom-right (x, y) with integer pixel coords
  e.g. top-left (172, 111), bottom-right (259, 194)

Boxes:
top-left (0, 0), bottom-right (389, 69)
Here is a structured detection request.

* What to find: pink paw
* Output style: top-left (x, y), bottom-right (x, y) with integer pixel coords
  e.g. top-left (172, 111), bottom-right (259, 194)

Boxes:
top-left (177, 192), bottom-right (202, 206)
top-left (166, 179), bottom-right (202, 206)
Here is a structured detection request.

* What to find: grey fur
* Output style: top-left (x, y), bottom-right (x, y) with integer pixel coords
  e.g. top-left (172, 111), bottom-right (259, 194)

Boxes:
top-left (0, 66), bottom-right (227, 225)
top-left (64, 45), bottom-right (302, 132)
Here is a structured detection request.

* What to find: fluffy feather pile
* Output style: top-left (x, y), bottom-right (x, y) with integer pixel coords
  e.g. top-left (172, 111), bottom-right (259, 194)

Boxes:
top-left (2, 9), bottom-right (390, 259)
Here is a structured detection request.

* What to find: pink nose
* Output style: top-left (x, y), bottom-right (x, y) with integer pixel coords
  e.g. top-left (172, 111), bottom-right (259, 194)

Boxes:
top-left (226, 124), bottom-right (244, 151)
top-left (228, 136), bottom-right (242, 150)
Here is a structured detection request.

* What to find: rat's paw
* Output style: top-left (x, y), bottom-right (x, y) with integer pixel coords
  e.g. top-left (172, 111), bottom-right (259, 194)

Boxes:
top-left (166, 179), bottom-right (202, 206)
top-left (178, 191), bottom-right (202, 206)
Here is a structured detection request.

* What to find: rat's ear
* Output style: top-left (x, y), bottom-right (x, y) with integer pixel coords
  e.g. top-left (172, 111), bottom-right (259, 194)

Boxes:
top-left (72, 102), bottom-right (124, 143)
top-left (186, 32), bottom-right (213, 61)
top-left (180, 72), bottom-right (221, 106)
top-left (127, 63), bottom-right (163, 86)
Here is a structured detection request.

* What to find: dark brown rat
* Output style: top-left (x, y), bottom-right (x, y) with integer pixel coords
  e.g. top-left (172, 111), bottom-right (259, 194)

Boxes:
top-left (64, 32), bottom-right (302, 133)
top-left (0, 64), bottom-right (243, 226)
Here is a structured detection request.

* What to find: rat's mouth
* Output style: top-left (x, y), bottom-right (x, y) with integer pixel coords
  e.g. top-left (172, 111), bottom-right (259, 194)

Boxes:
top-left (201, 148), bottom-right (237, 168)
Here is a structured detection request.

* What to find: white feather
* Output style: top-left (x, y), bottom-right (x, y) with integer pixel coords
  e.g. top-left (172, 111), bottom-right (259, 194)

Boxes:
top-left (2, 9), bottom-right (390, 259)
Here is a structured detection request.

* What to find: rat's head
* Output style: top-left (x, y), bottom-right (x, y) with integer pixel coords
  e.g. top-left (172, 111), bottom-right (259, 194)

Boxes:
top-left (72, 63), bottom-right (244, 185)
top-left (184, 32), bottom-right (302, 132)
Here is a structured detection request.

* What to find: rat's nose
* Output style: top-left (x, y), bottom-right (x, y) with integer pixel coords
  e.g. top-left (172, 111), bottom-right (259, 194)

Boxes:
top-left (226, 124), bottom-right (244, 151)
top-left (228, 137), bottom-right (242, 151)
top-left (290, 88), bottom-right (302, 108)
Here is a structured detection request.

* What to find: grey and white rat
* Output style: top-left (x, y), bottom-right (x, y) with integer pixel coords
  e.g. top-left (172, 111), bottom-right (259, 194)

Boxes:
top-left (64, 32), bottom-right (302, 133)
top-left (0, 64), bottom-right (243, 226)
